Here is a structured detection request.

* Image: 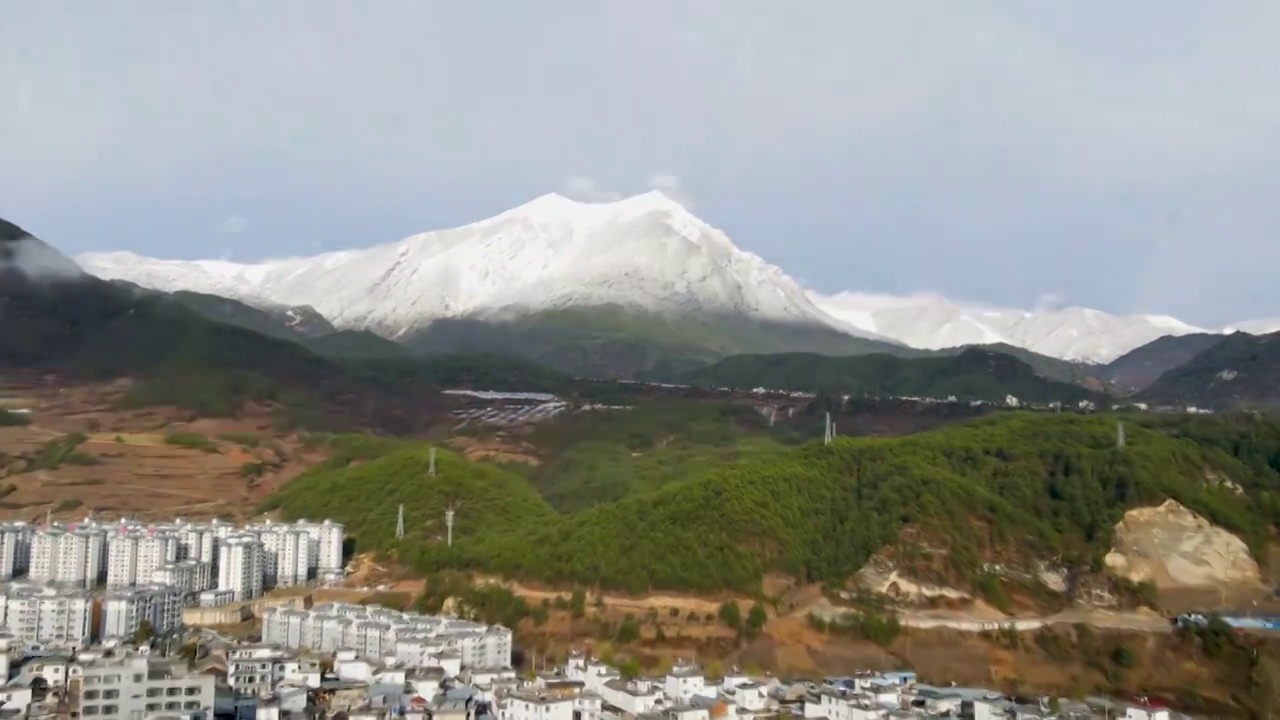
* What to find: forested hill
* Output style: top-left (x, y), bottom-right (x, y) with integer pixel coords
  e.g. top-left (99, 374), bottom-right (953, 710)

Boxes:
top-left (1138, 331), bottom-right (1280, 410)
top-left (268, 412), bottom-right (1280, 595)
top-left (682, 348), bottom-right (1101, 404)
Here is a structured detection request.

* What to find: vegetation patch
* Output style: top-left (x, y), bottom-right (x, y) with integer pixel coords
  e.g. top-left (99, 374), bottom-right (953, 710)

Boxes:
top-left (164, 431), bottom-right (220, 453)
top-left (268, 411), bottom-right (1280, 597)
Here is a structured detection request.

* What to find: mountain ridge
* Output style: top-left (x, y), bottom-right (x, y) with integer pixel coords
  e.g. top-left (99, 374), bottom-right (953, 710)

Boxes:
top-left (78, 191), bottom-right (890, 345)
top-left (47, 195), bottom-right (1280, 365)
top-left (811, 290), bottom-right (1279, 364)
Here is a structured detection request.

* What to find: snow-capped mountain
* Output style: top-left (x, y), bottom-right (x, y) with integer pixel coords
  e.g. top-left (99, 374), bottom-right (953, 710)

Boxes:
top-left (0, 218), bottom-right (84, 281)
top-left (1223, 318), bottom-right (1280, 336)
top-left (78, 191), bottom-right (878, 341)
top-left (808, 291), bottom-right (1215, 364)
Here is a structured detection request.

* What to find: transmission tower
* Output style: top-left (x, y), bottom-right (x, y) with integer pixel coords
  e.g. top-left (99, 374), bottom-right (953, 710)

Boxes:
top-left (395, 504), bottom-right (405, 540)
top-left (1116, 421), bottom-right (1126, 449)
top-left (444, 501), bottom-right (462, 548)
top-left (428, 447), bottom-right (437, 478)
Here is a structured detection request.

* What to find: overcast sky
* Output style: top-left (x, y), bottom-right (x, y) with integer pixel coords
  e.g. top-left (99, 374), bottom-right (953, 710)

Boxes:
top-left (2, 1), bottom-right (1278, 326)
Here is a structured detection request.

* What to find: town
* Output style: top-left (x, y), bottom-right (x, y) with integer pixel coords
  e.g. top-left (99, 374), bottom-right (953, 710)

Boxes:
top-left (0, 514), bottom-right (1197, 720)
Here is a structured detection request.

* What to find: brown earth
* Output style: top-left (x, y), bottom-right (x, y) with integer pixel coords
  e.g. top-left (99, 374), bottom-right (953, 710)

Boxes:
top-left (448, 435), bottom-right (541, 466)
top-left (0, 380), bottom-right (317, 522)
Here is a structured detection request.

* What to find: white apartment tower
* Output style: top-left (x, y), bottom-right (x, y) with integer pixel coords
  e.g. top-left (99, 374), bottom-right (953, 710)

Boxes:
top-left (100, 585), bottom-right (185, 641)
top-left (175, 522), bottom-right (219, 565)
top-left (106, 527), bottom-right (179, 587)
top-left (218, 535), bottom-right (265, 601)
top-left (151, 559), bottom-right (213, 593)
top-left (295, 519), bottom-right (345, 583)
top-left (0, 584), bottom-right (94, 648)
top-left (29, 526), bottom-right (105, 587)
top-left (0, 522), bottom-right (34, 580)
top-left (258, 526), bottom-right (311, 588)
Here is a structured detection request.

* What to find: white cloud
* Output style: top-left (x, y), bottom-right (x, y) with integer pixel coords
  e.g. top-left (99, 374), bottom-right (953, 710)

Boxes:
top-left (646, 173), bottom-right (695, 209)
top-left (1033, 292), bottom-right (1066, 312)
top-left (561, 176), bottom-right (621, 202)
top-left (220, 214), bottom-right (247, 235)
top-left (4, 2), bottom-right (1280, 324)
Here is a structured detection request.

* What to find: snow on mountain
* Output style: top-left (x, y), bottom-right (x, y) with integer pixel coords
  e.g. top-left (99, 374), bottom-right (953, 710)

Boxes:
top-left (1222, 318), bottom-right (1280, 336)
top-left (809, 290), bottom-right (1210, 364)
top-left (0, 218), bottom-right (84, 281)
top-left (78, 191), bottom-right (876, 341)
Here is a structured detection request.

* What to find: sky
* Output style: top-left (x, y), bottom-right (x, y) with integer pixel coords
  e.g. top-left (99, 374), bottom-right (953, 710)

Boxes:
top-left (2, 1), bottom-right (1278, 327)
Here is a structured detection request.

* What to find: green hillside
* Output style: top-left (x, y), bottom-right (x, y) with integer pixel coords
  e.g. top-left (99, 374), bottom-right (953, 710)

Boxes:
top-left (1138, 332), bottom-right (1280, 410)
top-left (267, 412), bottom-right (1280, 595)
top-left (685, 347), bottom-right (1102, 404)
top-left (504, 400), bottom-right (800, 512)
top-left (405, 305), bottom-right (913, 378)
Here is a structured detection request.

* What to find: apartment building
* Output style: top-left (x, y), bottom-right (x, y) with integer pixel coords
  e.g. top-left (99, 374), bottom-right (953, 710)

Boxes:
top-left (72, 653), bottom-right (216, 720)
top-left (0, 522), bottom-right (33, 580)
top-left (4, 517), bottom-right (346, 598)
top-left (105, 528), bottom-right (179, 588)
top-left (29, 526), bottom-right (105, 587)
top-left (217, 535), bottom-right (265, 602)
top-left (99, 585), bottom-right (185, 642)
top-left (256, 525), bottom-right (310, 588)
top-left (261, 602), bottom-right (513, 670)
top-left (150, 559), bottom-right (213, 593)
top-left (0, 583), bottom-right (94, 648)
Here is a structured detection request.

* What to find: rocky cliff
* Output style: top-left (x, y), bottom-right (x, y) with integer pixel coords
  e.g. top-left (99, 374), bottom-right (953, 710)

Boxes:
top-left (1104, 499), bottom-right (1262, 589)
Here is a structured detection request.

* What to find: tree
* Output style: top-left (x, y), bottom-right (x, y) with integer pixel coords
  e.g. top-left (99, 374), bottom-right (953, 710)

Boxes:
top-left (745, 603), bottom-right (768, 639)
top-left (718, 600), bottom-right (742, 630)
top-left (132, 620), bottom-right (154, 646)
top-left (616, 614), bottom-right (642, 643)
top-left (570, 588), bottom-right (586, 619)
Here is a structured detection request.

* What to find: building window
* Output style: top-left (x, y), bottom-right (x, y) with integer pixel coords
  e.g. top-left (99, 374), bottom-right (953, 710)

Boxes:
top-left (84, 690), bottom-right (100, 700)
top-left (102, 689), bottom-right (119, 700)
top-left (82, 707), bottom-right (99, 716)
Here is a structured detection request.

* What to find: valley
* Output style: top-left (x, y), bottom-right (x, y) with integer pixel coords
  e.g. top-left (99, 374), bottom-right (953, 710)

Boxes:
top-left (4, 209), bottom-right (1280, 715)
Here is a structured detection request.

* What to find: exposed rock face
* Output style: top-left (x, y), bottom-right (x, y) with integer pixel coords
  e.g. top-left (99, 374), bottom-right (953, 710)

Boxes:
top-left (854, 554), bottom-right (971, 603)
top-left (1104, 499), bottom-right (1261, 588)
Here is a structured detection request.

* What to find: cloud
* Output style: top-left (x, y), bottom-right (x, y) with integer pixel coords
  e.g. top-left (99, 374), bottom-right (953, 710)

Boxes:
top-left (3, 2), bottom-right (1280, 325)
top-left (561, 176), bottom-right (621, 203)
top-left (220, 215), bottom-right (248, 235)
top-left (1033, 292), bottom-right (1066, 312)
top-left (646, 174), bottom-right (694, 208)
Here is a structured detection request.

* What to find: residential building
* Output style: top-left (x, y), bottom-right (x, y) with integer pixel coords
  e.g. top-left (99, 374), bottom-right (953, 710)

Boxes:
top-left (151, 559), bottom-right (214, 593)
top-left (261, 602), bottom-right (513, 670)
top-left (105, 527), bottom-right (178, 588)
top-left (29, 526), bottom-right (105, 587)
top-left (218, 535), bottom-right (265, 601)
top-left (99, 585), bottom-right (185, 641)
top-left (0, 583), bottom-right (94, 648)
top-left (0, 522), bottom-right (34, 580)
top-left (72, 652), bottom-right (216, 720)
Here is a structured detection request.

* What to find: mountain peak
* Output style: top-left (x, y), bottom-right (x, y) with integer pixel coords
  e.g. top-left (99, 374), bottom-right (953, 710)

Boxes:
top-left (501, 190), bottom-right (691, 226)
top-left (0, 218), bottom-right (84, 281)
top-left (78, 192), bottom-right (843, 337)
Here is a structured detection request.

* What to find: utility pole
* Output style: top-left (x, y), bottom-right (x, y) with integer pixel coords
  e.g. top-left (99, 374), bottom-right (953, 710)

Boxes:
top-left (1116, 421), bottom-right (1126, 449)
top-left (428, 447), bottom-right (437, 478)
top-left (395, 504), bottom-right (405, 540)
top-left (445, 502), bottom-right (462, 548)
